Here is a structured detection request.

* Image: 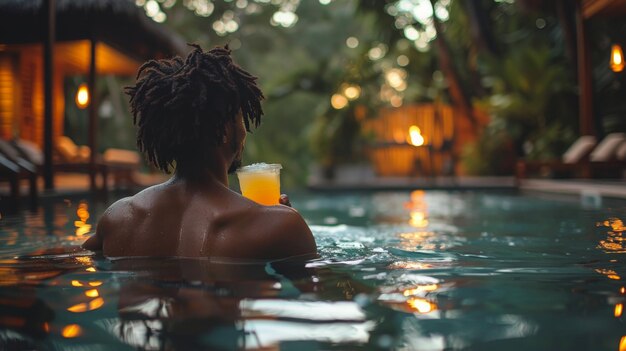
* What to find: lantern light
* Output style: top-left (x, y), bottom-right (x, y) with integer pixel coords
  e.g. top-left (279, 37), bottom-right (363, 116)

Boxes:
top-left (75, 83), bottom-right (89, 109)
top-left (610, 44), bottom-right (624, 73)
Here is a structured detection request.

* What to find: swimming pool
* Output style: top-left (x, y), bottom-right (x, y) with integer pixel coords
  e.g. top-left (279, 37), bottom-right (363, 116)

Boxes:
top-left (0, 190), bottom-right (624, 350)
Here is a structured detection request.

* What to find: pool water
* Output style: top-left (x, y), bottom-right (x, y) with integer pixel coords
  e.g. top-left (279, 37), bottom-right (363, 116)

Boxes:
top-left (0, 190), bottom-right (625, 350)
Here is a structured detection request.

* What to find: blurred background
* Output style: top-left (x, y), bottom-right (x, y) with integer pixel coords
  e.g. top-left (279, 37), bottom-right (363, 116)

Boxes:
top-left (1, 0), bottom-right (625, 189)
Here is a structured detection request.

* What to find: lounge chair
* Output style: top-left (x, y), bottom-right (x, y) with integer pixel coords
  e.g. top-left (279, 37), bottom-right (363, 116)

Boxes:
top-left (55, 136), bottom-right (141, 190)
top-left (516, 133), bottom-right (626, 179)
top-left (13, 136), bottom-right (141, 192)
top-left (0, 139), bottom-right (38, 210)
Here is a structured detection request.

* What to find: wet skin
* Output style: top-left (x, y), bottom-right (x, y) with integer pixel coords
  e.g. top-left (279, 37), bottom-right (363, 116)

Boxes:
top-left (82, 114), bottom-right (317, 260)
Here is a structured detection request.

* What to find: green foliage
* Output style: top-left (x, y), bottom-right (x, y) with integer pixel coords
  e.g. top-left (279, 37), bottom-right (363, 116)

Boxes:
top-left (461, 126), bottom-right (515, 176)
top-left (525, 123), bottom-right (576, 161)
top-left (309, 106), bottom-right (361, 169)
top-left (465, 4), bottom-right (579, 170)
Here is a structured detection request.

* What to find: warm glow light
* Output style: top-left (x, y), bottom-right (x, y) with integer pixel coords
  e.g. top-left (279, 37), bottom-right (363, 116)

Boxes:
top-left (344, 85), bottom-right (361, 100)
top-left (71, 280), bottom-right (83, 287)
top-left (43, 322), bottom-right (50, 333)
top-left (611, 44), bottom-right (625, 73)
top-left (89, 297), bottom-right (105, 310)
top-left (77, 203), bottom-right (89, 221)
top-left (68, 297), bottom-right (104, 312)
top-left (86, 267), bottom-right (96, 272)
top-left (407, 297), bottom-right (435, 313)
top-left (75, 83), bottom-right (89, 109)
top-left (75, 225), bottom-right (92, 236)
top-left (385, 68), bottom-right (406, 88)
top-left (403, 285), bottom-right (439, 296)
top-left (408, 125), bottom-right (425, 146)
top-left (89, 281), bottom-right (103, 287)
top-left (85, 289), bottom-right (99, 298)
top-left (409, 211), bottom-right (429, 227)
top-left (331, 94), bottom-right (348, 109)
top-left (615, 303), bottom-right (623, 318)
top-left (621, 287), bottom-right (625, 294)
top-left (411, 190), bottom-right (425, 202)
top-left (389, 261), bottom-right (433, 270)
top-left (390, 95), bottom-right (403, 107)
top-left (75, 203), bottom-right (92, 236)
top-left (67, 303), bottom-right (88, 313)
top-left (62, 324), bottom-right (82, 338)
top-left (620, 336), bottom-right (626, 351)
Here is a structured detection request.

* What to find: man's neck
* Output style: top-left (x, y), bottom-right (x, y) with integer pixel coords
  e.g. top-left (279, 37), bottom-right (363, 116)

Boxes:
top-left (174, 162), bottom-right (229, 187)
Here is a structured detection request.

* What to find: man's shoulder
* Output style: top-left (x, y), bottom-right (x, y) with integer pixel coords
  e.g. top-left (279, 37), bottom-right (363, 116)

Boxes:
top-left (99, 196), bottom-right (135, 227)
top-left (240, 205), bottom-right (317, 259)
top-left (101, 183), bottom-right (164, 222)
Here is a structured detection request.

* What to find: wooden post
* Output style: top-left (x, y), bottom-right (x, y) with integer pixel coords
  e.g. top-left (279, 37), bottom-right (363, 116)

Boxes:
top-left (43, 0), bottom-right (55, 190)
top-left (88, 39), bottom-right (98, 192)
top-left (575, 0), bottom-right (595, 137)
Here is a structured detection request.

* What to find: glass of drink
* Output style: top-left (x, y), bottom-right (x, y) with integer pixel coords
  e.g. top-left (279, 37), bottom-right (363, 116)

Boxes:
top-left (236, 163), bottom-right (282, 206)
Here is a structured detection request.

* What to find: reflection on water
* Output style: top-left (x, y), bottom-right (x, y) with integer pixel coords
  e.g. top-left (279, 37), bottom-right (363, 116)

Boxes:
top-left (408, 190), bottom-right (429, 228)
top-left (0, 191), bottom-right (625, 350)
top-left (74, 201), bottom-right (92, 237)
top-left (597, 217), bottom-right (626, 253)
top-left (61, 324), bottom-right (81, 338)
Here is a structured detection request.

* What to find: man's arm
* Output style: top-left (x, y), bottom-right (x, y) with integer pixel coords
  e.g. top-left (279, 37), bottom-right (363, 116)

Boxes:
top-left (82, 217), bottom-right (105, 251)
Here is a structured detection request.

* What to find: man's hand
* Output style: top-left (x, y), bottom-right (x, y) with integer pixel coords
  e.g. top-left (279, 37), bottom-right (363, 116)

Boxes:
top-left (279, 194), bottom-right (292, 207)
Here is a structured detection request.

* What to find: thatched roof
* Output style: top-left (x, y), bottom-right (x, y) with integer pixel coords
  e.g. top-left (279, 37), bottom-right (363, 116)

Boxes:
top-left (0, 0), bottom-right (187, 61)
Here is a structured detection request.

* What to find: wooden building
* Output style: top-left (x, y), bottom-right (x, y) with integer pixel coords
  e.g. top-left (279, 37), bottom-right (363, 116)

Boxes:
top-left (0, 0), bottom-right (186, 189)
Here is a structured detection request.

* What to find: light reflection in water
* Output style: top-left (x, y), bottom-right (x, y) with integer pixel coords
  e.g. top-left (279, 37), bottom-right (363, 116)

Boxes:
top-left (62, 324), bottom-right (82, 338)
top-left (595, 268), bottom-right (621, 280)
top-left (615, 303), bottom-right (623, 318)
top-left (409, 212), bottom-right (428, 228)
top-left (67, 302), bottom-right (88, 313)
top-left (596, 217), bottom-right (625, 253)
top-left (398, 231), bottom-right (437, 251)
top-left (407, 190), bottom-right (429, 228)
top-left (74, 202), bottom-right (92, 236)
top-left (403, 284), bottom-right (438, 296)
top-left (388, 261), bottom-right (433, 270)
top-left (620, 335), bottom-right (626, 351)
top-left (406, 297), bottom-right (436, 313)
top-left (239, 299), bottom-right (373, 348)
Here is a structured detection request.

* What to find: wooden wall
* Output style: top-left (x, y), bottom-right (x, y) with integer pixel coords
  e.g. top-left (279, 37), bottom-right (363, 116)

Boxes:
top-left (363, 103), bottom-right (479, 177)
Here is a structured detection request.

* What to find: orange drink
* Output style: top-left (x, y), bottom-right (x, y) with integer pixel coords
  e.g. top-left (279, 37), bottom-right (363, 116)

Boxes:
top-left (236, 163), bottom-right (282, 206)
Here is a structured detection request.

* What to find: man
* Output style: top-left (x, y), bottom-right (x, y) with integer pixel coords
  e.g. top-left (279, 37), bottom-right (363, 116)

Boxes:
top-left (82, 45), bottom-right (317, 260)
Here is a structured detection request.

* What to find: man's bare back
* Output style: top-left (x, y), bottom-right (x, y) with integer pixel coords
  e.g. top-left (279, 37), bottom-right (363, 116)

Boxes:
top-left (84, 177), bottom-right (316, 259)
top-left (82, 45), bottom-right (317, 260)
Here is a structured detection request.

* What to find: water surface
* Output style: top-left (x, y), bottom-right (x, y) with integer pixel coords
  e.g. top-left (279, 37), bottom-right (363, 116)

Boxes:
top-left (0, 190), bottom-right (624, 350)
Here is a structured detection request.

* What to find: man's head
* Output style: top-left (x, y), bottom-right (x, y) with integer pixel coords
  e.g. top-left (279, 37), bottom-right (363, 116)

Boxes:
top-left (125, 44), bottom-right (264, 174)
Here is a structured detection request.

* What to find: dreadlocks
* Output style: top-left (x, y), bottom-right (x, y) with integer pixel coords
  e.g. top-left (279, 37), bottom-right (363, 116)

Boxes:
top-left (125, 44), bottom-right (264, 173)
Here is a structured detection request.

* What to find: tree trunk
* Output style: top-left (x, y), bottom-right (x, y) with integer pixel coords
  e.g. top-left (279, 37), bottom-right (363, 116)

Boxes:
top-left (430, 0), bottom-right (477, 128)
top-left (464, 0), bottom-right (499, 57)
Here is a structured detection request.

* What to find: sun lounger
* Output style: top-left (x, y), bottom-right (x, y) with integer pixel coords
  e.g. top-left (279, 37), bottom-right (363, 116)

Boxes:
top-left (516, 133), bottom-right (626, 179)
top-left (12, 137), bottom-right (141, 192)
top-left (0, 139), bottom-right (38, 210)
top-left (56, 136), bottom-right (142, 190)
